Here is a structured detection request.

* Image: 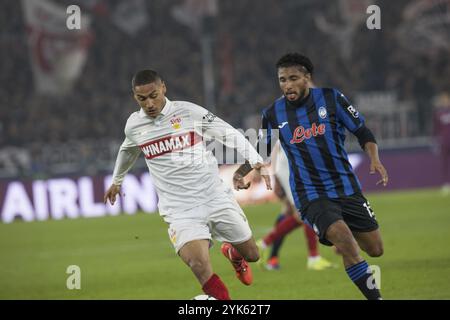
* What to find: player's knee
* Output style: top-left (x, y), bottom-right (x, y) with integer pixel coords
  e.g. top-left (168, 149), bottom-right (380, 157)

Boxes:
top-left (367, 244), bottom-right (384, 257)
top-left (187, 257), bottom-right (209, 273)
top-left (327, 223), bottom-right (359, 257)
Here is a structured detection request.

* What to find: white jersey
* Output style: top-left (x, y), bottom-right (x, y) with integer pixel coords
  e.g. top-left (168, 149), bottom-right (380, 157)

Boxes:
top-left (112, 98), bottom-right (263, 216)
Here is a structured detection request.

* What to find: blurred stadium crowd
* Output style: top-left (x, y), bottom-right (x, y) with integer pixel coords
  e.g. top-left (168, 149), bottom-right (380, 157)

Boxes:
top-left (1, 0), bottom-right (449, 178)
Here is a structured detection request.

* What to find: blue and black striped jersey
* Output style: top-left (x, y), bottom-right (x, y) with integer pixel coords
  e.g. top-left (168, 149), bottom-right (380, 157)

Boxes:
top-left (259, 87), bottom-right (365, 211)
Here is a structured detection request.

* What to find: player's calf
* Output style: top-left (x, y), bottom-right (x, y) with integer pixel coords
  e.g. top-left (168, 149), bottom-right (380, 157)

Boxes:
top-left (179, 240), bottom-right (214, 285)
top-left (180, 241), bottom-right (230, 300)
top-left (232, 239), bottom-right (260, 262)
top-left (325, 220), bottom-right (361, 266)
top-left (184, 256), bottom-right (214, 285)
top-left (326, 221), bottom-right (382, 300)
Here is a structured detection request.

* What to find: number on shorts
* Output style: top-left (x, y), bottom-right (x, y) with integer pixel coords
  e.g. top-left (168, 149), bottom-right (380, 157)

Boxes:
top-left (363, 202), bottom-right (375, 218)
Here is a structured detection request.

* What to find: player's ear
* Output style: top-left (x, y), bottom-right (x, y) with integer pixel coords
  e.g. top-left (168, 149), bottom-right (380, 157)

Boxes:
top-left (132, 89), bottom-right (141, 105)
top-left (161, 81), bottom-right (167, 95)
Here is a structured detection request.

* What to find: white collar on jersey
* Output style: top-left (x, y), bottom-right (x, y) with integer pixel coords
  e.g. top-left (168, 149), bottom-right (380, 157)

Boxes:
top-left (138, 97), bottom-right (173, 120)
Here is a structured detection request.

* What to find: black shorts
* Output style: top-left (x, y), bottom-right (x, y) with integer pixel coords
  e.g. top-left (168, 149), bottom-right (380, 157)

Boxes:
top-left (300, 193), bottom-right (379, 246)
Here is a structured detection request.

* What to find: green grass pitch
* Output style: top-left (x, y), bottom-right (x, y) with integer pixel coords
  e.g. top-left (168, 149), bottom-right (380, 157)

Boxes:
top-left (1, 188), bottom-right (449, 299)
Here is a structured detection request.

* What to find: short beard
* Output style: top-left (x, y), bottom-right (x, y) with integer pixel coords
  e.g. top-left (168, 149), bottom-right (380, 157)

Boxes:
top-left (298, 88), bottom-right (308, 100)
top-left (287, 87), bottom-right (310, 107)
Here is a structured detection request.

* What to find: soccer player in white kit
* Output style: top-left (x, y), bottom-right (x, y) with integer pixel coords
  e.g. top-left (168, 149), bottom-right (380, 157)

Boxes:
top-left (103, 70), bottom-right (271, 300)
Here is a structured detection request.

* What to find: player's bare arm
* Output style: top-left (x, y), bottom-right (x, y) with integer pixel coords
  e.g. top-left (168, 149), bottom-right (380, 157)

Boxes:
top-left (364, 141), bottom-right (389, 186)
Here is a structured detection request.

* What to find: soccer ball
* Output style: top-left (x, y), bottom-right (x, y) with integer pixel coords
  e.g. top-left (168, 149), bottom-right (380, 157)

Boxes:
top-left (192, 294), bottom-right (217, 300)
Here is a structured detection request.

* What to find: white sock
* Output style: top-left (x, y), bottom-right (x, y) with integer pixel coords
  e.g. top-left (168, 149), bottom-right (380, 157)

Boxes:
top-left (260, 240), bottom-right (267, 249)
top-left (308, 255), bottom-right (321, 263)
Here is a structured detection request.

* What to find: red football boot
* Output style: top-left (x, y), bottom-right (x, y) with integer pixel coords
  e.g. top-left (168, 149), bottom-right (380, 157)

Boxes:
top-left (221, 242), bottom-right (253, 286)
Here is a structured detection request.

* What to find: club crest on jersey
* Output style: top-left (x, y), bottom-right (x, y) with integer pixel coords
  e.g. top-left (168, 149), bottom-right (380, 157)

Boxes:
top-left (203, 112), bottom-right (216, 123)
top-left (170, 116), bottom-right (182, 129)
top-left (139, 131), bottom-right (201, 159)
top-left (347, 105), bottom-right (359, 118)
top-left (290, 123), bottom-right (326, 144)
top-left (318, 106), bottom-right (327, 119)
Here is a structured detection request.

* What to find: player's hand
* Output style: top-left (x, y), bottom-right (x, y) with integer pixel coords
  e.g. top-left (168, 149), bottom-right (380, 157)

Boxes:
top-left (370, 160), bottom-right (388, 187)
top-left (103, 184), bottom-right (122, 205)
top-left (233, 172), bottom-right (251, 190)
top-left (253, 162), bottom-right (272, 191)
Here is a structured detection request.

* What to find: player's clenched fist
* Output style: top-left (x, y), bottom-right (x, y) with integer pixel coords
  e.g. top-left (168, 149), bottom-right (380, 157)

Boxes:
top-left (103, 184), bottom-right (122, 205)
top-left (233, 173), bottom-right (251, 190)
top-left (233, 162), bottom-right (272, 191)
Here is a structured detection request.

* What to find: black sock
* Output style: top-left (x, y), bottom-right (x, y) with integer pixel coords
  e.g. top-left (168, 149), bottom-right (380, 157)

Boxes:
top-left (270, 213), bottom-right (287, 258)
top-left (270, 237), bottom-right (285, 258)
top-left (346, 260), bottom-right (382, 300)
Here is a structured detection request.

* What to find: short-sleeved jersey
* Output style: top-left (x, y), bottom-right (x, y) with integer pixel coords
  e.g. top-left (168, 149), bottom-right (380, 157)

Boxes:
top-left (259, 88), bottom-right (364, 211)
top-left (112, 98), bottom-right (262, 216)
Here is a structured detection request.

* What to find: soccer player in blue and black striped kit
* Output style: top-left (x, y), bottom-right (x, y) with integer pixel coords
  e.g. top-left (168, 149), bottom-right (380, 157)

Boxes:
top-left (233, 53), bottom-right (388, 300)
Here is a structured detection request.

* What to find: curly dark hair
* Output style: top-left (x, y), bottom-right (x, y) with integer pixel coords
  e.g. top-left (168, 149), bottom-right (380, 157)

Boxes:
top-left (276, 53), bottom-right (314, 75)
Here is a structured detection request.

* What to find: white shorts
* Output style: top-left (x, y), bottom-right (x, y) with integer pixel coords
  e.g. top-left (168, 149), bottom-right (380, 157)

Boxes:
top-left (163, 188), bottom-right (253, 253)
